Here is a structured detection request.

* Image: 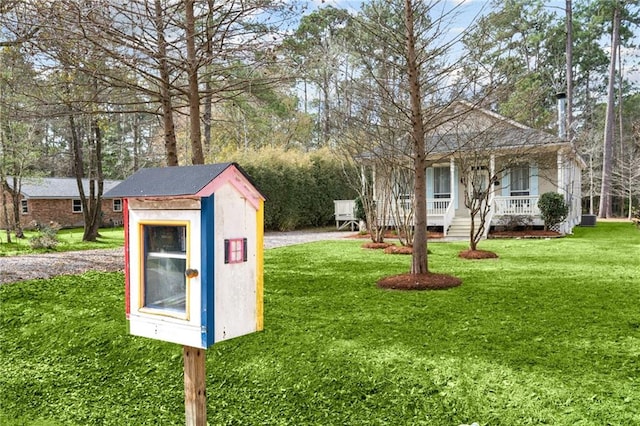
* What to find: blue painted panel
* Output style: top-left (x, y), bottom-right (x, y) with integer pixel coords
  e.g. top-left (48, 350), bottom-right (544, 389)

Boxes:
top-left (454, 166), bottom-right (459, 209)
top-left (200, 195), bottom-right (215, 348)
top-left (502, 169), bottom-right (510, 196)
top-left (426, 167), bottom-right (434, 199)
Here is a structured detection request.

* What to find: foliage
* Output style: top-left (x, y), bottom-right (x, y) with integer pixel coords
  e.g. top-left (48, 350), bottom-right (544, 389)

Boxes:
top-left (229, 147), bottom-right (357, 231)
top-left (460, 0), bottom-right (565, 128)
top-left (495, 215), bottom-right (534, 232)
top-left (1, 223), bottom-right (639, 424)
top-left (354, 196), bottom-right (366, 221)
top-left (28, 222), bottom-right (61, 250)
top-left (0, 227), bottom-right (124, 256)
top-left (538, 192), bottom-right (569, 231)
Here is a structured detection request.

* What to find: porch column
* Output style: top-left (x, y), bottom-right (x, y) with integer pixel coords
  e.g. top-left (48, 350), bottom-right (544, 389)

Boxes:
top-left (489, 154), bottom-right (495, 203)
top-left (557, 150), bottom-right (565, 198)
top-left (449, 157), bottom-right (455, 202)
top-left (489, 154), bottom-right (495, 182)
top-left (372, 164), bottom-right (377, 201)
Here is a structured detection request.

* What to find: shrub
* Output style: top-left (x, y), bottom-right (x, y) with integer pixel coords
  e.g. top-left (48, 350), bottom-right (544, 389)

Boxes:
top-left (229, 147), bottom-right (357, 231)
top-left (538, 192), bottom-right (569, 231)
top-left (495, 215), bottom-right (533, 232)
top-left (29, 222), bottom-right (61, 250)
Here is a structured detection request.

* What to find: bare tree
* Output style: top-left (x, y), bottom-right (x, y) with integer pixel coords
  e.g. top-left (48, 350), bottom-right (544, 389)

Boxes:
top-left (599, 4), bottom-right (621, 218)
top-left (341, 0), bottom-right (473, 276)
top-left (612, 120), bottom-right (640, 219)
top-left (0, 46), bottom-right (42, 240)
top-left (185, 0), bottom-right (203, 165)
top-left (340, 131), bottom-right (393, 244)
top-left (444, 105), bottom-right (559, 251)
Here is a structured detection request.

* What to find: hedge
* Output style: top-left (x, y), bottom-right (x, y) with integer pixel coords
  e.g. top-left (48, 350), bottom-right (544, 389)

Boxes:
top-left (229, 148), bottom-right (358, 231)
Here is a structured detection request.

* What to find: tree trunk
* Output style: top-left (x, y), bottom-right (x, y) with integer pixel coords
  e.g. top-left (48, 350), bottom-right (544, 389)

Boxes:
top-left (405, 0), bottom-right (428, 275)
top-left (9, 176), bottom-right (22, 238)
top-left (617, 42), bottom-right (625, 218)
top-left (82, 116), bottom-right (103, 242)
top-left (154, 0), bottom-right (178, 167)
top-left (469, 214), bottom-right (478, 251)
top-left (186, 0), bottom-right (204, 165)
top-left (565, 0), bottom-right (573, 140)
top-left (133, 113), bottom-right (140, 171)
top-left (202, 0), bottom-right (216, 156)
top-left (69, 112), bottom-right (87, 222)
top-left (599, 5), bottom-right (619, 218)
top-left (323, 69), bottom-right (330, 146)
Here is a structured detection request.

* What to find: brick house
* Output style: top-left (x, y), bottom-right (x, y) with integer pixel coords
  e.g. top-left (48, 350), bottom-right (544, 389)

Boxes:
top-left (1, 177), bottom-right (123, 230)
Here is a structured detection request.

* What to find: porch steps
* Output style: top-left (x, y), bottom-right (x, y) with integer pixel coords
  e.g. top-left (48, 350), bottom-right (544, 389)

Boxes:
top-left (446, 217), bottom-right (472, 240)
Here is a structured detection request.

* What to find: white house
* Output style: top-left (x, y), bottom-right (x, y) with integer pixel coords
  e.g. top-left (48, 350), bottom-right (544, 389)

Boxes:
top-left (356, 100), bottom-right (584, 238)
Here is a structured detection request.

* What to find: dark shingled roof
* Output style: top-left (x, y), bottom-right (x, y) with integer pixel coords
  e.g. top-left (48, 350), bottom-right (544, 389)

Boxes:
top-left (104, 163), bottom-right (260, 198)
top-left (17, 178), bottom-right (122, 199)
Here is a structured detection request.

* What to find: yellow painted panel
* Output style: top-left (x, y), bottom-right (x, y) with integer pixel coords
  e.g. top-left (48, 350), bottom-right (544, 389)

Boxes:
top-left (255, 199), bottom-right (264, 331)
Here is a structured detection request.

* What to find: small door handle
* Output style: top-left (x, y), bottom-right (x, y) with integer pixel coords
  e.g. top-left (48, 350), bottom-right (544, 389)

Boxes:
top-left (185, 268), bottom-right (199, 278)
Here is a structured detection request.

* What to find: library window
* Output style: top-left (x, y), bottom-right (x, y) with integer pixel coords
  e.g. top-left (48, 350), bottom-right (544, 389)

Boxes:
top-left (142, 224), bottom-right (188, 316)
top-left (225, 238), bottom-right (247, 264)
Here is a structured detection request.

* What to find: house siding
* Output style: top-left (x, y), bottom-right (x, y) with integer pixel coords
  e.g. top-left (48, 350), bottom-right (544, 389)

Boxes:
top-left (1, 191), bottom-right (123, 229)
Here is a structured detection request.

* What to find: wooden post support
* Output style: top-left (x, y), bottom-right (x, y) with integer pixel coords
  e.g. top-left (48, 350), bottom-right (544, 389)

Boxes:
top-left (183, 345), bottom-right (206, 426)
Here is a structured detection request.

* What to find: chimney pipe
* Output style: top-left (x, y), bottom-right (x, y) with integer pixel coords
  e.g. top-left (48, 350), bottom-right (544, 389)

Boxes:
top-left (556, 92), bottom-right (567, 139)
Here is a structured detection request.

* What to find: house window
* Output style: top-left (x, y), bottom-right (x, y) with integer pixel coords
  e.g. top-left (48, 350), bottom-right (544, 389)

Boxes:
top-left (113, 199), bottom-right (122, 212)
top-left (433, 167), bottom-right (451, 199)
top-left (511, 164), bottom-right (530, 196)
top-left (72, 199), bottom-right (83, 213)
top-left (20, 200), bottom-right (28, 214)
top-left (225, 238), bottom-right (247, 264)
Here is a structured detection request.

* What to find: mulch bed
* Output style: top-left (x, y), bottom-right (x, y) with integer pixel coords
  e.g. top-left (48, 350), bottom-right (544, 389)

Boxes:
top-left (488, 230), bottom-right (561, 238)
top-left (383, 245), bottom-right (413, 255)
top-left (377, 272), bottom-right (462, 290)
top-left (362, 242), bottom-right (395, 249)
top-left (458, 249), bottom-right (499, 259)
top-left (352, 231), bottom-right (444, 240)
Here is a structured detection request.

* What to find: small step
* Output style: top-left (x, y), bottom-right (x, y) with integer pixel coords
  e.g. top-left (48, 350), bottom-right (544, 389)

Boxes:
top-left (446, 216), bottom-right (473, 238)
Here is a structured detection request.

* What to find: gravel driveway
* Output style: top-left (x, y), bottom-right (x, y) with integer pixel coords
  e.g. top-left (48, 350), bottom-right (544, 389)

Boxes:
top-left (0, 230), bottom-right (356, 285)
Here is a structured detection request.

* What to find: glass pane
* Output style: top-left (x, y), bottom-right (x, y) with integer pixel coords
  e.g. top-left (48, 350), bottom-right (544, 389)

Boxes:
top-left (434, 167), bottom-right (450, 195)
top-left (511, 165), bottom-right (529, 192)
top-left (143, 225), bottom-right (187, 314)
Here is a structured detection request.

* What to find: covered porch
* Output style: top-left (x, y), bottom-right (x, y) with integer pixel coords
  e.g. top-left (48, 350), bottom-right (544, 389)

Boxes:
top-left (344, 147), bottom-right (581, 237)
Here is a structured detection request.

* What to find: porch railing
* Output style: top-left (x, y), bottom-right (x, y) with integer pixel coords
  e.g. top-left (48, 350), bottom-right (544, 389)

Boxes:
top-left (388, 198), bottom-right (450, 218)
top-left (483, 192), bottom-right (496, 238)
top-left (442, 199), bottom-right (455, 237)
top-left (427, 198), bottom-right (450, 216)
top-left (493, 196), bottom-right (540, 216)
top-left (333, 200), bottom-right (358, 230)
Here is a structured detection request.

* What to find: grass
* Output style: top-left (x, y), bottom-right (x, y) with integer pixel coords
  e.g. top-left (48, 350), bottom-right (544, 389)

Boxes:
top-left (0, 227), bottom-right (124, 256)
top-left (1, 222), bottom-right (639, 425)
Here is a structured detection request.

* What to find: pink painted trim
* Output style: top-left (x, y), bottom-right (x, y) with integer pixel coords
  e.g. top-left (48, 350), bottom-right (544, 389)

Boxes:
top-left (196, 166), bottom-right (263, 210)
top-left (123, 198), bottom-right (131, 320)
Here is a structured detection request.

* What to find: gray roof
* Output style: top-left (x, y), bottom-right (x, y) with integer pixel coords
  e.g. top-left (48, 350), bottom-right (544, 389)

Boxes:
top-left (104, 163), bottom-right (261, 198)
top-left (357, 101), bottom-right (569, 162)
top-left (18, 177), bottom-right (123, 199)
top-left (427, 128), bottom-right (564, 154)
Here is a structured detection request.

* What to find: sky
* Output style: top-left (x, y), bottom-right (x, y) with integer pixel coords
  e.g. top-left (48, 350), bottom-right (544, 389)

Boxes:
top-left (304, 0), bottom-right (639, 87)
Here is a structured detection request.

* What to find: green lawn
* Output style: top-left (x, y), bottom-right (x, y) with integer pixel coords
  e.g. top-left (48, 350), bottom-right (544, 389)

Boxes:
top-left (0, 227), bottom-right (124, 256)
top-left (1, 222), bottom-right (639, 425)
